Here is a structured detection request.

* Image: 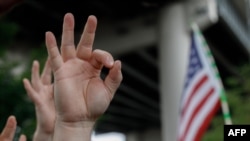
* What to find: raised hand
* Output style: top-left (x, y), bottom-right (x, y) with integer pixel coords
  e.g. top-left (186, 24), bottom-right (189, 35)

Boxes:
top-left (23, 59), bottom-right (55, 141)
top-left (45, 13), bottom-right (123, 123)
top-left (0, 116), bottom-right (26, 141)
top-left (45, 13), bottom-right (122, 141)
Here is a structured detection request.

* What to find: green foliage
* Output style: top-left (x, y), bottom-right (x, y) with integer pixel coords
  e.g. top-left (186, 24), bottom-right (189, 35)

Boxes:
top-left (203, 64), bottom-right (250, 141)
top-left (0, 56), bottom-right (32, 124)
top-left (0, 20), bottom-right (19, 48)
top-left (203, 116), bottom-right (224, 141)
top-left (0, 19), bottom-right (48, 140)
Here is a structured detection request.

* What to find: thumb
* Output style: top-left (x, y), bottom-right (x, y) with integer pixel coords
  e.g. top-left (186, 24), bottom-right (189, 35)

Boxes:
top-left (104, 60), bottom-right (123, 98)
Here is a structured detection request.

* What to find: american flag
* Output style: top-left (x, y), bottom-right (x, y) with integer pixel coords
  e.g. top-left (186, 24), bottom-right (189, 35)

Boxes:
top-left (178, 24), bottom-right (222, 141)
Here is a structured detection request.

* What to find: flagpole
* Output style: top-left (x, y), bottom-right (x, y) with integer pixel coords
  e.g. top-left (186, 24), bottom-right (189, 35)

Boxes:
top-left (220, 90), bottom-right (232, 125)
top-left (191, 23), bottom-right (233, 125)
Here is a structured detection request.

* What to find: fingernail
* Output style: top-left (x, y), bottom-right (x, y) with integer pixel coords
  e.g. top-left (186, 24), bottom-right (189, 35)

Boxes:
top-left (107, 57), bottom-right (114, 66)
top-left (117, 60), bottom-right (122, 69)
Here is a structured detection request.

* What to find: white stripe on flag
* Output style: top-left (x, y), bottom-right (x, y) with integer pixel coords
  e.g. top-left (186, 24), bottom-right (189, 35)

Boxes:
top-left (178, 23), bottom-right (221, 141)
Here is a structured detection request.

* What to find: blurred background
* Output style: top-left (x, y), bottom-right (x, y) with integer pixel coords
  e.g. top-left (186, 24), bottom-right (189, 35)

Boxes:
top-left (0, 0), bottom-right (250, 140)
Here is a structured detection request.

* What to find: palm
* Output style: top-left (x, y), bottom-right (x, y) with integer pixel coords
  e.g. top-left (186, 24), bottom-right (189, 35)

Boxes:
top-left (46, 13), bottom-right (122, 122)
top-left (34, 84), bottom-right (55, 131)
top-left (54, 59), bottom-right (111, 121)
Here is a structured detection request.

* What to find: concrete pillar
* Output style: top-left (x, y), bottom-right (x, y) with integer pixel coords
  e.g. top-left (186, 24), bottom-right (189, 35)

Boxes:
top-left (158, 2), bottom-right (190, 141)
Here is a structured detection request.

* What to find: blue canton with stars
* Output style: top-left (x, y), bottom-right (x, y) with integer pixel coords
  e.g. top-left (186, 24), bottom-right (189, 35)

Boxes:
top-left (184, 32), bottom-right (203, 89)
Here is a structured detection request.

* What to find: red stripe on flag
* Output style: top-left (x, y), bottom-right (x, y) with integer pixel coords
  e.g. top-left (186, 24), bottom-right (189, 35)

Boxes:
top-left (180, 87), bottom-right (215, 141)
top-left (181, 75), bottom-right (208, 116)
top-left (194, 100), bottom-right (220, 141)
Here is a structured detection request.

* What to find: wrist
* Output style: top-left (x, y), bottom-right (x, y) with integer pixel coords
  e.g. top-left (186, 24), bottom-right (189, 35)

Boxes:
top-left (53, 119), bottom-right (95, 141)
top-left (33, 130), bottom-right (52, 141)
top-left (55, 115), bottom-right (96, 127)
top-left (35, 121), bottom-right (54, 134)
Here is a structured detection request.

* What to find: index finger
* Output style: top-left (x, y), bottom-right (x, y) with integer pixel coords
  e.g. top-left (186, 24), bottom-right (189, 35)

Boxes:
top-left (31, 60), bottom-right (42, 90)
top-left (76, 15), bottom-right (97, 60)
top-left (45, 31), bottom-right (63, 71)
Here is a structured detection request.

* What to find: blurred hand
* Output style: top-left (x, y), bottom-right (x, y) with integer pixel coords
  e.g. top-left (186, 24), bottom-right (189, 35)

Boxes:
top-left (23, 59), bottom-right (55, 141)
top-left (0, 116), bottom-right (26, 141)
